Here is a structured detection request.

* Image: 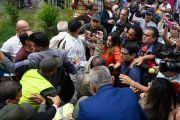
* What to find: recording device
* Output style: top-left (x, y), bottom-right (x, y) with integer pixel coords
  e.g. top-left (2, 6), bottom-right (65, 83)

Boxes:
top-left (140, 46), bottom-right (147, 56)
top-left (116, 22), bottom-right (125, 33)
top-left (130, 3), bottom-right (139, 14)
top-left (144, 5), bottom-right (150, 10)
top-left (166, 14), bottom-right (172, 19)
top-left (166, 19), bottom-right (173, 29)
top-left (157, 51), bottom-right (180, 73)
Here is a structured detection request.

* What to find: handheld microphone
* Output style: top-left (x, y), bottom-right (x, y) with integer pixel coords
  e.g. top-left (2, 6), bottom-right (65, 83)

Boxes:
top-left (140, 46), bottom-right (147, 56)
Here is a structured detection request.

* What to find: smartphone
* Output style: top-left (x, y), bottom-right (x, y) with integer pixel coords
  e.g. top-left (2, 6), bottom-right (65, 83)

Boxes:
top-left (166, 14), bottom-right (172, 19)
top-left (166, 20), bottom-right (173, 29)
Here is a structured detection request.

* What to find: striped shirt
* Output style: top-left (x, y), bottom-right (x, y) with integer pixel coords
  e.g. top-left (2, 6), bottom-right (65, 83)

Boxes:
top-left (73, 0), bottom-right (94, 18)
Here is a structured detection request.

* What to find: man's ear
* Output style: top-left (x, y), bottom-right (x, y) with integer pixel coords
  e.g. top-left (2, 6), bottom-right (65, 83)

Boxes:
top-left (152, 36), bottom-right (157, 42)
top-left (131, 53), bottom-right (136, 59)
top-left (112, 76), bottom-right (115, 86)
top-left (39, 47), bottom-right (44, 52)
top-left (25, 40), bottom-right (31, 45)
top-left (5, 99), bottom-right (12, 105)
top-left (50, 69), bottom-right (57, 75)
top-left (16, 28), bottom-right (19, 33)
top-left (90, 83), bottom-right (97, 92)
top-left (173, 72), bottom-right (179, 76)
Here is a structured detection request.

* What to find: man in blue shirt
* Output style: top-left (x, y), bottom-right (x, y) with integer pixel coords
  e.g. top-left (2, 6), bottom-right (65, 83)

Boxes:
top-left (119, 41), bottom-right (141, 97)
top-left (78, 66), bottom-right (147, 120)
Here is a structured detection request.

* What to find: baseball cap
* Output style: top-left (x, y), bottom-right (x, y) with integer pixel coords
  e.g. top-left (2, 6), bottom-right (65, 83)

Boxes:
top-left (146, 8), bottom-right (155, 15)
top-left (40, 56), bottom-right (63, 73)
top-left (91, 14), bottom-right (101, 21)
top-left (0, 103), bottom-right (34, 120)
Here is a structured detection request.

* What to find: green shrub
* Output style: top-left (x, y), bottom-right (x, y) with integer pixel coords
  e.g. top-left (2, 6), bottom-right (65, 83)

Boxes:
top-left (36, 2), bottom-right (61, 39)
top-left (2, 0), bottom-right (19, 23)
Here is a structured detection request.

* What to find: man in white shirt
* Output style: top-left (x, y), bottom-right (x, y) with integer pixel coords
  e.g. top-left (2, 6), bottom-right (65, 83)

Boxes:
top-left (129, 8), bottom-right (157, 32)
top-left (49, 21), bottom-right (68, 49)
top-left (1, 20), bottom-right (30, 80)
top-left (159, 0), bottom-right (171, 18)
top-left (65, 19), bottom-right (87, 104)
top-left (111, 8), bottom-right (129, 32)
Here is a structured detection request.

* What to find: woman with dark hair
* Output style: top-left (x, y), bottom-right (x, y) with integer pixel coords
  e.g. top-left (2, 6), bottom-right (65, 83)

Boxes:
top-left (102, 32), bottom-right (122, 87)
top-left (140, 78), bottom-right (176, 120)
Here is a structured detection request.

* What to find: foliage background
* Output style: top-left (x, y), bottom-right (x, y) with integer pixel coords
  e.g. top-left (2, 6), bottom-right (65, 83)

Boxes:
top-left (0, 2), bottom-right (73, 47)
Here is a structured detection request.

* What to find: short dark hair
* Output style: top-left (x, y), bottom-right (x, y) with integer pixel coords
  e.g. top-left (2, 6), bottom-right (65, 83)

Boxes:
top-left (121, 41), bottom-right (139, 55)
top-left (125, 23), bottom-right (132, 32)
top-left (89, 3), bottom-right (98, 10)
top-left (131, 24), bottom-right (143, 40)
top-left (19, 32), bottom-right (28, 45)
top-left (90, 55), bottom-right (106, 69)
top-left (121, 8), bottom-right (129, 15)
top-left (146, 26), bottom-right (159, 39)
top-left (68, 19), bottom-right (81, 32)
top-left (0, 81), bottom-right (22, 102)
top-left (152, 3), bottom-right (159, 9)
top-left (29, 32), bottom-right (49, 47)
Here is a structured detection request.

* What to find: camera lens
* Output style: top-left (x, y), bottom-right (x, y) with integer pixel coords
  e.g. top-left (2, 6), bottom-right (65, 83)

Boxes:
top-left (160, 60), bottom-right (180, 73)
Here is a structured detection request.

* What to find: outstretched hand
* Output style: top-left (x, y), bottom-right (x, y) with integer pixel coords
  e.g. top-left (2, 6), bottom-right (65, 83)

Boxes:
top-left (29, 93), bottom-right (46, 104)
top-left (130, 57), bottom-right (144, 68)
top-left (92, 31), bottom-right (103, 39)
top-left (119, 74), bottom-right (134, 85)
top-left (47, 95), bottom-right (61, 107)
top-left (72, 57), bottom-right (80, 65)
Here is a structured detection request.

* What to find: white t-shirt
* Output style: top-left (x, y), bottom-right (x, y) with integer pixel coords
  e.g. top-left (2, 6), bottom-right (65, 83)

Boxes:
top-left (1, 34), bottom-right (22, 63)
top-left (159, 3), bottom-right (171, 17)
top-left (137, 18), bottom-right (157, 32)
top-left (107, 10), bottom-right (113, 18)
top-left (176, 0), bottom-right (180, 13)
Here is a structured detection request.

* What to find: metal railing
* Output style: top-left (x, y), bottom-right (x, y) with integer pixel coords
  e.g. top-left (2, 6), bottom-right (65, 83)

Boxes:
top-left (0, 0), bottom-right (104, 11)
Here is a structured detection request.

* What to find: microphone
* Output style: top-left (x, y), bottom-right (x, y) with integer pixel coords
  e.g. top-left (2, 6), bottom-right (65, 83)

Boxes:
top-left (140, 46), bottom-right (147, 56)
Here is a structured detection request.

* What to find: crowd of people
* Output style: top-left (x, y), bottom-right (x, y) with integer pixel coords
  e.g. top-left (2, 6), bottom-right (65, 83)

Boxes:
top-left (0, 0), bottom-right (180, 119)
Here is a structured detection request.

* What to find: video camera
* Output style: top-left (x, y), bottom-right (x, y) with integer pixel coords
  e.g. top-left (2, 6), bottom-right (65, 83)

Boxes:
top-left (115, 22), bottom-right (125, 33)
top-left (130, 3), bottom-right (139, 14)
top-left (144, 5), bottom-right (150, 10)
top-left (157, 51), bottom-right (180, 73)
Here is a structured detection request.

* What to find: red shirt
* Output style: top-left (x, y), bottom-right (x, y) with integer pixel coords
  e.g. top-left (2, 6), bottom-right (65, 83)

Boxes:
top-left (102, 45), bottom-right (122, 74)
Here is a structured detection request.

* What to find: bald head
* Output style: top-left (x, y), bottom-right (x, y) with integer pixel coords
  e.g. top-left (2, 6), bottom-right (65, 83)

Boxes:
top-left (16, 20), bottom-right (30, 37)
top-left (27, 31), bottom-right (33, 37)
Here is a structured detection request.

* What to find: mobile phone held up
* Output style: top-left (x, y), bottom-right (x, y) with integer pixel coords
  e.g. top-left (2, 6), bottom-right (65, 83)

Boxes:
top-left (166, 20), bottom-right (173, 29)
top-left (166, 14), bottom-right (172, 19)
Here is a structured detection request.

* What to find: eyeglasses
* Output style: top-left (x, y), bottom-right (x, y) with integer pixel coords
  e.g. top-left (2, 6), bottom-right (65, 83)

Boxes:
top-left (121, 51), bottom-right (129, 56)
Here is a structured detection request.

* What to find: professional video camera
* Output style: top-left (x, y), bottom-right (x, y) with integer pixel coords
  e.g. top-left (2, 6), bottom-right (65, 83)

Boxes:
top-left (130, 3), bottom-right (139, 14)
top-left (115, 22), bottom-right (125, 33)
top-left (156, 51), bottom-right (180, 73)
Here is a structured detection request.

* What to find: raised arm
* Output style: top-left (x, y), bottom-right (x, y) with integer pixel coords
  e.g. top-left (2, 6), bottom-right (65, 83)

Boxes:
top-left (129, 13), bottom-right (137, 23)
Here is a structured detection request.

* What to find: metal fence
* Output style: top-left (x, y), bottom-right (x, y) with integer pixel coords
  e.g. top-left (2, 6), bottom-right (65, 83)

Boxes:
top-left (0, 0), bottom-right (104, 11)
